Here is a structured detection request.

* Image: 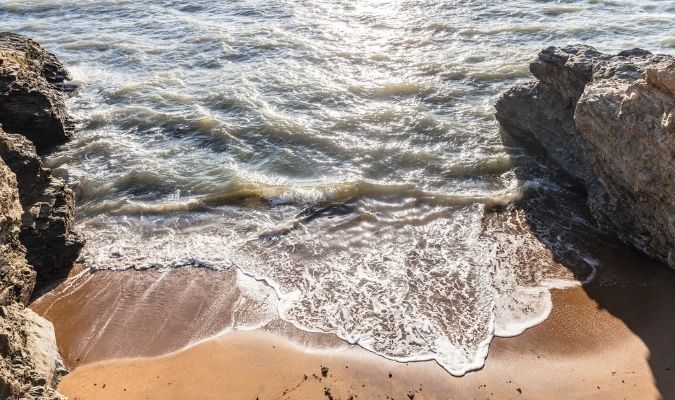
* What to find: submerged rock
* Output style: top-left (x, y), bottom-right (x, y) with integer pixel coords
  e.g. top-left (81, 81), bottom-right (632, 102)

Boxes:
top-left (0, 32), bottom-right (74, 152)
top-left (496, 45), bottom-right (675, 269)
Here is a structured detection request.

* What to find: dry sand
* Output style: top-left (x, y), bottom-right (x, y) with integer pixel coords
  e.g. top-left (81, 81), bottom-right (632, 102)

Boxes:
top-left (31, 240), bottom-right (675, 400)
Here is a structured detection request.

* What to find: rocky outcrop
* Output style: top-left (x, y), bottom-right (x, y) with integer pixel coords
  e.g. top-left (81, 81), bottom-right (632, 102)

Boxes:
top-left (0, 157), bottom-right (33, 306)
top-left (0, 158), bottom-right (65, 399)
top-left (0, 32), bottom-right (74, 152)
top-left (0, 304), bottom-right (67, 400)
top-left (0, 33), bottom-right (83, 399)
top-left (0, 128), bottom-right (84, 284)
top-left (0, 32), bottom-right (84, 284)
top-left (496, 45), bottom-right (675, 269)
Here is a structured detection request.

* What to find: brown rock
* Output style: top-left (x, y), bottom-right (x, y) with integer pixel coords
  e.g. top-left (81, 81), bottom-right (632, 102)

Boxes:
top-left (0, 32), bottom-right (84, 284)
top-left (644, 59), bottom-right (675, 96)
top-left (496, 45), bottom-right (675, 269)
top-left (0, 156), bottom-right (33, 307)
top-left (0, 128), bottom-right (84, 284)
top-left (0, 157), bottom-right (65, 399)
top-left (0, 33), bottom-right (82, 399)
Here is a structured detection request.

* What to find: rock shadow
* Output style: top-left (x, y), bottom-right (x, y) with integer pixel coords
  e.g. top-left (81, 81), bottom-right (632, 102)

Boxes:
top-left (494, 130), bottom-right (675, 398)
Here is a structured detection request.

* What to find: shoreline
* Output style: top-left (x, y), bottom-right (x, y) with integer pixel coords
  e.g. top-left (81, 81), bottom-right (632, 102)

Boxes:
top-left (32, 247), bottom-right (675, 399)
top-left (0, 15), bottom-right (673, 399)
top-left (53, 287), bottom-right (664, 399)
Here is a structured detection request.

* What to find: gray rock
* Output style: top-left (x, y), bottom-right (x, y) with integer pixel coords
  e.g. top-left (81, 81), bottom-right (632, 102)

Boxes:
top-left (0, 304), bottom-right (66, 400)
top-left (496, 45), bottom-right (675, 269)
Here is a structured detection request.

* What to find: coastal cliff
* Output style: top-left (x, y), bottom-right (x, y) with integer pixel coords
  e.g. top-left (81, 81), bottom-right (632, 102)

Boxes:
top-left (0, 32), bottom-right (84, 284)
top-left (0, 33), bottom-right (82, 399)
top-left (496, 45), bottom-right (675, 269)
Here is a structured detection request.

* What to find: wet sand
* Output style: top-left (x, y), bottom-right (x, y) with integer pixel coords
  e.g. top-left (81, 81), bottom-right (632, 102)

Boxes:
top-left (54, 289), bottom-right (660, 400)
top-left (31, 267), bottom-right (345, 369)
top-left (31, 247), bottom-right (675, 400)
top-left (32, 267), bottom-right (254, 368)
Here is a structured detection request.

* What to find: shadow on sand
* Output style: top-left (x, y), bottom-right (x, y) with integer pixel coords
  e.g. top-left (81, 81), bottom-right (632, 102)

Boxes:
top-left (496, 133), bottom-right (675, 398)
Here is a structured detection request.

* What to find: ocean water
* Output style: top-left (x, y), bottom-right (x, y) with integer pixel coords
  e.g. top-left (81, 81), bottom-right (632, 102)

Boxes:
top-left (3, 0), bottom-right (674, 375)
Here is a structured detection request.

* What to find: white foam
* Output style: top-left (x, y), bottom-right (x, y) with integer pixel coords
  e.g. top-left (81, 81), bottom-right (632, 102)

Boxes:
top-left (79, 200), bottom-right (590, 375)
top-left (268, 187), bottom-right (335, 206)
top-left (8, 0), bottom-right (662, 377)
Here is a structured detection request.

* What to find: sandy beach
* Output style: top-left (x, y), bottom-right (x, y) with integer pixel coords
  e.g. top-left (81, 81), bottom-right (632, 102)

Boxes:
top-left (2, 1), bottom-right (674, 399)
top-left (31, 242), bottom-right (675, 400)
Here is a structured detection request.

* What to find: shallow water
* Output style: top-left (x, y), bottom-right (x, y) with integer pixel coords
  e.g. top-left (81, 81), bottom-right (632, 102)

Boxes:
top-left (4, 0), bottom-right (674, 374)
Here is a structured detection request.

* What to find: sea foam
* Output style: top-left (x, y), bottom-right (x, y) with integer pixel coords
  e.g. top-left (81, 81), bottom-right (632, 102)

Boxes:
top-left (9, 0), bottom-right (665, 376)
top-left (80, 192), bottom-right (597, 375)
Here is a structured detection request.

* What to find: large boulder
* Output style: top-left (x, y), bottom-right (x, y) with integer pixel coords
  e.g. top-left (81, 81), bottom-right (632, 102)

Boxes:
top-left (0, 32), bottom-right (74, 152)
top-left (0, 304), bottom-right (66, 400)
top-left (496, 45), bottom-right (675, 269)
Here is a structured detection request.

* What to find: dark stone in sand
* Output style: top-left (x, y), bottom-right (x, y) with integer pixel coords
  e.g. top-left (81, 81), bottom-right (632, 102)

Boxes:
top-left (496, 45), bottom-right (675, 269)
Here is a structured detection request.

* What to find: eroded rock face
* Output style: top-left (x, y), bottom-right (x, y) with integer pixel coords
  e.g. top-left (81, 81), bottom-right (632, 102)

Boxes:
top-left (0, 32), bottom-right (74, 152)
top-left (0, 158), bottom-right (65, 400)
top-left (0, 32), bottom-right (82, 399)
top-left (0, 157), bottom-right (33, 306)
top-left (496, 45), bottom-right (675, 269)
top-left (0, 304), bottom-right (67, 400)
top-left (0, 32), bottom-right (84, 285)
top-left (0, 128), bottom-right (84, 284)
